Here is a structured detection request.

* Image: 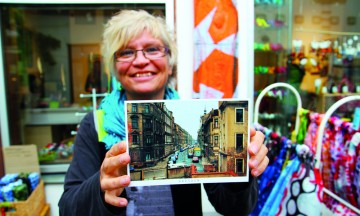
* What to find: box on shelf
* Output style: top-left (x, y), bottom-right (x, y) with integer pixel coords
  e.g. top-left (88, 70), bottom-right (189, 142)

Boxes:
top-left (1, 145), bottom-right (49, 216)
top-left (5, 180), bottom-right (46, 216)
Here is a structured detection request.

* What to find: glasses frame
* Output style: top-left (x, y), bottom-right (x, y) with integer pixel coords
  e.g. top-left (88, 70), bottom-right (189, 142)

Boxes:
top-left (114, 46), bottom-right (169, 62)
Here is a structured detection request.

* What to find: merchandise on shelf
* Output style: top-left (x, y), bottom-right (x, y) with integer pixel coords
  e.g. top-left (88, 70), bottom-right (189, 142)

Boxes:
top-left (38, 138), bottom-right (74, 163)
top-left (0, 172), bottom-right (40, 202)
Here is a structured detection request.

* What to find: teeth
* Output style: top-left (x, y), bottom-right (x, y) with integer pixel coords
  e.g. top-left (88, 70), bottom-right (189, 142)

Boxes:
top-left (135, 72), bottom-right (152, 77)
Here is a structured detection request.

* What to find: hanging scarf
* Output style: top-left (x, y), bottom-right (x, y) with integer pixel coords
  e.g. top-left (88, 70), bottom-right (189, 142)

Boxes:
top-left (98, 87), bottom-right (180, 149)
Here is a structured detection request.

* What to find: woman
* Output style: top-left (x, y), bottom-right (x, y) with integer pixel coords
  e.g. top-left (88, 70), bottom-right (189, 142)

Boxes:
top-left (59, 10), bottom-right (269, 216)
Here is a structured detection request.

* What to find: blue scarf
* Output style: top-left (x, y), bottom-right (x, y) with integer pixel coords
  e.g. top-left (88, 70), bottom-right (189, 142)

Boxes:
top-left (98, 87), bottom-right (180, 149)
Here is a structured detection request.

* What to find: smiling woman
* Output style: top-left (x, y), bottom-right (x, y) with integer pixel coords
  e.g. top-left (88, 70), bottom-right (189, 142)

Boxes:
top-left (59, 9), bottom-right (268, 216)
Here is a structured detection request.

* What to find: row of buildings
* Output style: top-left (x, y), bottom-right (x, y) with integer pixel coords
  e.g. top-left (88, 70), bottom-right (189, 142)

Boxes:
top-left (126, 102), bottom-right (194, 168)
top-left (198, 101), bottom-right (249, 176)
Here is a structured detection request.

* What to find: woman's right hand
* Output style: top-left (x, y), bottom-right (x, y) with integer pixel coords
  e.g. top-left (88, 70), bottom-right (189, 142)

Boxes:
top-left (100, 140), bottom-right (131, 207)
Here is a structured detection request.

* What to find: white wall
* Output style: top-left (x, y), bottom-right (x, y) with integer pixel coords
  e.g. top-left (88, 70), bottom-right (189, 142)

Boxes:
top-left (45, 184), bottom-right (63, 216)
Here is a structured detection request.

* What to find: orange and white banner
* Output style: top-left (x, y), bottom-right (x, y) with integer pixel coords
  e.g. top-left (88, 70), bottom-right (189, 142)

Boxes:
top-left (193, 0), bottom-right (239, 99)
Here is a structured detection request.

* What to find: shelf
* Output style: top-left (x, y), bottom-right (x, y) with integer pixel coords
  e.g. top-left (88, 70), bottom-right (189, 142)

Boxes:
top-left (40, 163), bottom-right (70, 174)
top-left (24, 107), bottom-right (86, 125)
top-left (255, 26), bottom-right (289, 30)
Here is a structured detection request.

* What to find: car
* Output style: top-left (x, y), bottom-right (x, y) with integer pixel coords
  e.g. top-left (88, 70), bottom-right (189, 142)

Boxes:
top-left (192, 156), bottom-right (199, 163)
top-left (171, 156), bottom-right (177, 163)
top-left (168, 163), bottom-right (187, 169)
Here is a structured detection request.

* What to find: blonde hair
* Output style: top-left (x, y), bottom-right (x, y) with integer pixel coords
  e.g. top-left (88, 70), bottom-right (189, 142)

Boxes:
top-left (102, 10), bottom-right (177, 87)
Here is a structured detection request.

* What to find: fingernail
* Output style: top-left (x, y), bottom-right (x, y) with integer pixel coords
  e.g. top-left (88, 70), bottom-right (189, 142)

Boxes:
top-left (251, 159), bottom-right (259, 168)
top-left (119, 200), bottom-right (127, 206)
top-left (251, 145), bottom-right (258, 154)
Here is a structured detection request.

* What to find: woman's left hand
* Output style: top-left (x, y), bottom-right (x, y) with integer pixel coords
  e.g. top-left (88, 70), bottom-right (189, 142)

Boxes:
top-left (248, 128), bottom-right (269, 177)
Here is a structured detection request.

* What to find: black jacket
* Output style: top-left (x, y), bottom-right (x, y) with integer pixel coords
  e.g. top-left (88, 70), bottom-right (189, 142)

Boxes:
top-left (59, 112), bottom-right (258, 215)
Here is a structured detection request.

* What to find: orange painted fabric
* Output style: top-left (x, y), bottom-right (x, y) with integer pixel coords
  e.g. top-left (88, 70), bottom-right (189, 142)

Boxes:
top-left (193, 0), bottom-right (238, 99)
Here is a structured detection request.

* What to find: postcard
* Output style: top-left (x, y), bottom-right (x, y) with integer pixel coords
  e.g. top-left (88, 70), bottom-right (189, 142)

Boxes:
top-left (125, 98), bottom-right (249, 186)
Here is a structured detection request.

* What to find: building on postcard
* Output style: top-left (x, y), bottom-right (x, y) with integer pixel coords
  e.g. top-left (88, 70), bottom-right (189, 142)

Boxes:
top-left (201, 109), bottom-right (220, 163)
top-left (163, 105), bottom-right (175, 156)
top-left (218, 101), bottom-right (248, 176)
top-left (174, 124), bottom-right (192, 150)
top-left (210, 109), bottom-right (220, 163)
top-left (127, 102), bottom-right (174, 168)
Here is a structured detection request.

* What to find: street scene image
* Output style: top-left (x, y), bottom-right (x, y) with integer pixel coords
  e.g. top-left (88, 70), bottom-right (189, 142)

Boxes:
top-left (125, 99), bottom-right (249, 186)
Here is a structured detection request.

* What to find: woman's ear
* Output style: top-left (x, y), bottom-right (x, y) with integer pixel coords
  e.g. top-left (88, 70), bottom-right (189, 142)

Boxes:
top-left (168, 66), bottom-right (173, 76)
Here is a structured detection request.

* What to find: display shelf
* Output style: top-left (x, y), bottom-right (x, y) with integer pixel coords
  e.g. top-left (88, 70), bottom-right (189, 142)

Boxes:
top-left (24, 107), bottom-right (86, 125)
top-left (40, 164), bottom-right (70, 174)
top-left (316, 92), bottom-right (360, 113)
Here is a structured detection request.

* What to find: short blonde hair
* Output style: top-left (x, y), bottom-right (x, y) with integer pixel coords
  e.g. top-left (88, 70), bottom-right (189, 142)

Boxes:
top-left (102, 10), bottom-right (177, 87)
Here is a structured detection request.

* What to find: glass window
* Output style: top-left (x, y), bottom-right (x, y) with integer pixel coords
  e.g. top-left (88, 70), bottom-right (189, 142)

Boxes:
top-left (132, 134), bottom-right (138, 144)
top-left (213, 135), bottom-right (218, 147)
top-left (254, 0), bottom-right (360, 138)
top-left (144, 104), bottom-right (150, 113)
top-left (235, 108), bottom-right (244, 123)
top-left (214, 118), bottom-right (219, 128)
top-left (235, 133), bottom-right (244, 152)
top-left (0, 3), bottom-right (167, 168)
top-left (236, 158), bottom-right (244, 174)
top-left (132, 104), bottom-right (138, 112)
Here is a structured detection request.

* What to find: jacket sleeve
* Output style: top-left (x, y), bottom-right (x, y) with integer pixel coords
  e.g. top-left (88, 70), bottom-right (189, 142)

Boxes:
top-left (203, 175), bottom-right (258, 216)
top-left (58, 112), bottom-right (127, 216)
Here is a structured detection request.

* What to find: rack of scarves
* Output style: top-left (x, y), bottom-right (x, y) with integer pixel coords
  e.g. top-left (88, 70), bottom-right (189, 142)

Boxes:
top-left (313, 95), bottom-right (360, 215)
top-left (251, 83), bottom-right (360, 215)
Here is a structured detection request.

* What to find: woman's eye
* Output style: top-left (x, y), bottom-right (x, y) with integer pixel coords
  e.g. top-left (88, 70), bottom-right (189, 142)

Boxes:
top-left (145, 47), bottom-right (160, 53)
top-left (119, 49), bottom-right (135, 57)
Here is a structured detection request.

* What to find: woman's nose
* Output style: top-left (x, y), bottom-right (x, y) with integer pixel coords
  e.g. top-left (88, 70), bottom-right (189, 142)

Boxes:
top-left (133, 50), bottom-right (150, 64)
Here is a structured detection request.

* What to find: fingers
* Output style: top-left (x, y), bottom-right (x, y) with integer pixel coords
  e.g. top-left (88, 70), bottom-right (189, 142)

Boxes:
top-left (102, 152), bottom-right (130, 174)
top-left (248, 130), bottom-right (265, 156)
top-left (250, 127), bottom-right (256, 138)
top-left (104, 188), bottom-right (129, 207)
top-left (101, 141), bottom-right (131, 207)
top-left (249, 145), bottom-right (269, 177)
top-left (101, 175), bottom-right (131, 191)
top-left (248, 129), bottom-right (269, 177)
top-left (106, 141), bottom-right (127, 158)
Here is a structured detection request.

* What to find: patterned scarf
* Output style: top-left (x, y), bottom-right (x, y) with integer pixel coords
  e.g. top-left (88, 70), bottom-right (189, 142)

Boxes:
top-left (98, 87), bottom-right (180, 149)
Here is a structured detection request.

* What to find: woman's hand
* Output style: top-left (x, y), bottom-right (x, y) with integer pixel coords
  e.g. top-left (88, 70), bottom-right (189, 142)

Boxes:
top-left (100, 141), bottom-right (131, 207)
top-left (248, 128), bottom-right (269, 177)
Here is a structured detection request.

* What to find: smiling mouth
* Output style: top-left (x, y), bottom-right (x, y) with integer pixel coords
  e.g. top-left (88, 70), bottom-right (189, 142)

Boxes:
top-left (133, 72), bottom-right (153, 77)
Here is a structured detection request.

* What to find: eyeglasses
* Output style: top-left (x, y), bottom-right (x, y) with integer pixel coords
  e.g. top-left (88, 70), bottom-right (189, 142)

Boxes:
top-left (114, 46), bottom-right (169, 62)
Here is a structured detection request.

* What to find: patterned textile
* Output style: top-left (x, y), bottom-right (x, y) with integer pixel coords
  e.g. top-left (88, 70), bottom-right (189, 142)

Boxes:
top-left (250, 134), bottom-right (290, 215)
top-left (276, 163), bottom-right (323, 216)
top-left (303, 112), bottom-right (323, 154)
top-left (259, 157), bottom-right (301, 216)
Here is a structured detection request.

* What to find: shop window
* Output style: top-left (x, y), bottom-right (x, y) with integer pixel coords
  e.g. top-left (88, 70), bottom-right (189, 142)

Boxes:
top-left (0, 3), bottom-right (169, 169)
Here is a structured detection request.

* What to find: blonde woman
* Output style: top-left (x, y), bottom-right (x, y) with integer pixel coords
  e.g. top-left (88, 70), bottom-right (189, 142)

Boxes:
top-left (59, 10), bottom-right (268, 216)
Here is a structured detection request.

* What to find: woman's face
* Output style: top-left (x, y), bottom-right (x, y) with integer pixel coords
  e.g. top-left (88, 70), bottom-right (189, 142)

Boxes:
top-left (115, 30), bottom-right (172, 100)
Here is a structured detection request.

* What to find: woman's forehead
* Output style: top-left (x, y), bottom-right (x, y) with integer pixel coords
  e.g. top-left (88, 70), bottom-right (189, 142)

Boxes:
top-left (123, 30), bottom-right (164, 47)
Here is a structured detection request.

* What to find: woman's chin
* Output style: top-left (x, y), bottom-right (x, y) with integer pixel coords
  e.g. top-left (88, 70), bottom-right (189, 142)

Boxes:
top-left (127, 88), bottom-right (164, 100)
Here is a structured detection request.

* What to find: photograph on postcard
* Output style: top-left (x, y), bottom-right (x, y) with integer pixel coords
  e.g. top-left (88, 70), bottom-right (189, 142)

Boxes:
top-left (125, 99), bottom-right (249, 186)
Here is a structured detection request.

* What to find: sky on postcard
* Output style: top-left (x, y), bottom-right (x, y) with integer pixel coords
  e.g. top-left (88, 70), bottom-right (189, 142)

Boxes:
top-left (164, 100), bottom-right (219, 139)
